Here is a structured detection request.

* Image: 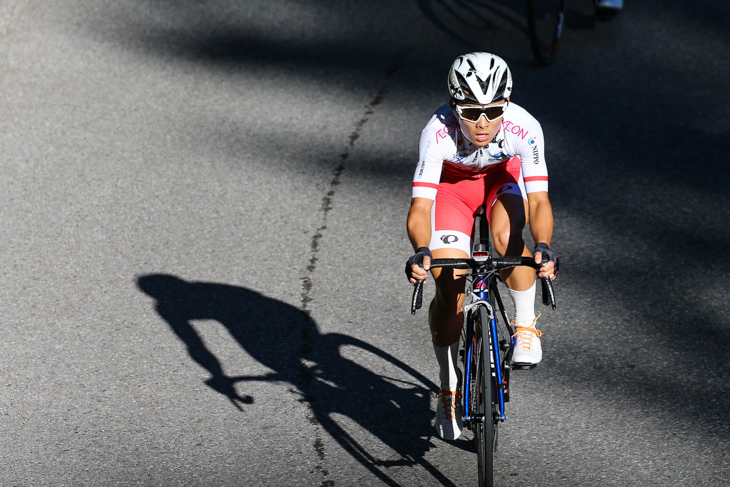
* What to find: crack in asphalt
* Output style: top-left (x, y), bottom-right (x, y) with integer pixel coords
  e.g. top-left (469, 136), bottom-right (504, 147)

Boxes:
top-left (297, 52), bottom-right (409, 487)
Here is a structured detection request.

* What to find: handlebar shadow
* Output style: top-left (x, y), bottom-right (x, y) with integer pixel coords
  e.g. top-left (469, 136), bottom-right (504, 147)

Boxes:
top-left (138, 274), bottom-right (456, 486)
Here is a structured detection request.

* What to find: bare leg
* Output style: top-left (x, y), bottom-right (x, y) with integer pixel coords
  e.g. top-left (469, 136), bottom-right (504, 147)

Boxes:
top-left (428, 248), bottom-right (469, 347)
top-left (428, 247), bottom-right (468, 439)
top-left (489, 193), bottom-right (543, 364)
top-left (489, 194), bottom-right (535, 292)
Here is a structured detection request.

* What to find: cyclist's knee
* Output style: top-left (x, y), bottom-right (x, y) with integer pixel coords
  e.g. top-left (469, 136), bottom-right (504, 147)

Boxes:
top-left (492, 226), bottom-right (526, 257)
top-left (433, 274), bottom-right (464, 312)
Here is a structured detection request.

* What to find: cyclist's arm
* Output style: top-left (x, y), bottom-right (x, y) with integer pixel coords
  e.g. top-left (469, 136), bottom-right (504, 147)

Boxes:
top-left (526, 191), bottom-right (556, 278)
top-left (408, 108), bottom-right (452, 282)
top-left (407, 197), bottom-right (434, 281)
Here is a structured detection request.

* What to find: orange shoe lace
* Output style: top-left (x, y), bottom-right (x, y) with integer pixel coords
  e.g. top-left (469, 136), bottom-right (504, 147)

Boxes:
top-left (436, 390), bottom-right (462, 420)
top-left (511, 314), bottom-right (543, 351)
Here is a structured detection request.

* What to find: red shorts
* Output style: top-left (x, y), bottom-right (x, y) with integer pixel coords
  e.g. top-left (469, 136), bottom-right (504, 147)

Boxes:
top-left (430, 157), bottom-right (526, 255)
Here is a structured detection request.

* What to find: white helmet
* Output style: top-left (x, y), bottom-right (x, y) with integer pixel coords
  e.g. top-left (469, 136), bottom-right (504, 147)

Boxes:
top-left (447, 52), bottom-right (513, 105)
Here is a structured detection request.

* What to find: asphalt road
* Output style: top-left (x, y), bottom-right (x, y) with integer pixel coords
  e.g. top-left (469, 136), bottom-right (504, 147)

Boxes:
top-left (1, 0), bottom-right (729, 485)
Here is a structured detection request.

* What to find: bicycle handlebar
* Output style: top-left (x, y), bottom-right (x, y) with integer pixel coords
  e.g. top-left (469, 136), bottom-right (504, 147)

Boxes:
top-left (410, 256), bottom-right (557, 314)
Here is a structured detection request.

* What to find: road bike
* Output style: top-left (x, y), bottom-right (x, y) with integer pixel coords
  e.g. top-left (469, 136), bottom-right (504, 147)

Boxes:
top-left (527, 0), bottom-right (622, 66)
top-left (410, 207), bottom-right (556, 486)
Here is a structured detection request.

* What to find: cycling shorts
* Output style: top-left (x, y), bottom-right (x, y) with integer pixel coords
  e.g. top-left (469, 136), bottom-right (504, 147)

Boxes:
top-left (429, 157), bottom-right (527, 256)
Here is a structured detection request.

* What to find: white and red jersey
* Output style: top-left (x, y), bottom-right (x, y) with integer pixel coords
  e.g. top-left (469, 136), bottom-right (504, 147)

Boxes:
top-left (412, 103), bottom-right (549, 200)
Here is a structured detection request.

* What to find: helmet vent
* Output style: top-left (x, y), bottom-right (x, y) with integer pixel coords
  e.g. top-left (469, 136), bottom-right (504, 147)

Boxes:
top-left (466, 58), bottom-right (477, 73)
top-left (494, 70), bottom-right (508, 100)
top-left (478, 74), bottom-right (492, 97)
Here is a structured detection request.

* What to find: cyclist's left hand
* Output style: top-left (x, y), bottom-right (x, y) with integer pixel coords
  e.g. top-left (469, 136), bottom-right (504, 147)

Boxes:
top-left (534, 242), bottom-right (559, 280)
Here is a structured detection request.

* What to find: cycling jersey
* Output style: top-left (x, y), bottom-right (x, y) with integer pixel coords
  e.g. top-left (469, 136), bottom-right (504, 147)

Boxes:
top-left (412, 103), bottom-right (549, 255)
top-left (412, 102), bottom-right (548, 201)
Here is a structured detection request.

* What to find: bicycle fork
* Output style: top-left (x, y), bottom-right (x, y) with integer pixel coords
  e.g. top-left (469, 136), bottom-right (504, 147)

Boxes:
top-left (462, 289), bottom-right (508, 425)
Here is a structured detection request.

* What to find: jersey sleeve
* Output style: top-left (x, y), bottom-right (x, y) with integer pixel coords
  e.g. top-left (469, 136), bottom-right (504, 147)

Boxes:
top-left (412, 115), bottom-right (446, 200)
top-left (514, 117), bottom-right (549, 193)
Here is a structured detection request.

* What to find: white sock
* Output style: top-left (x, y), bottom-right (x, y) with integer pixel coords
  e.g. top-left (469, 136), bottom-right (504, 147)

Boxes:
top-left (508, 282), bottom-right (536, 327)
top-left (433, 341), bottom-right (461, 391)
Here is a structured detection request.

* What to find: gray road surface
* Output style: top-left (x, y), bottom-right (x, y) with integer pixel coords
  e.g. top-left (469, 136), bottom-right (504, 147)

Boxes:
top-left (1, 0), bottom-right (729, 485)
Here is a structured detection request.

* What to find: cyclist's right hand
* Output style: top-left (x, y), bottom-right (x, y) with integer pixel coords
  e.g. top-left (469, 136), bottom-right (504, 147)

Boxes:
top-left (405, 246), bottom-right (432, 285)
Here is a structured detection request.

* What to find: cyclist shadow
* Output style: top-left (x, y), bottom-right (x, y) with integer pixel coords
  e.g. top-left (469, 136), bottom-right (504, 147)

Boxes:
top-left (137, 274), bottom-right (456, 485)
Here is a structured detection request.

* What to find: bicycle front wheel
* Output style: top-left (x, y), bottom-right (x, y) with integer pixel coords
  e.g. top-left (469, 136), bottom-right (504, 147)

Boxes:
top-left (526, 0), bottom-right (567, 66)
top-left (470, 306), bottom-right (496, 487)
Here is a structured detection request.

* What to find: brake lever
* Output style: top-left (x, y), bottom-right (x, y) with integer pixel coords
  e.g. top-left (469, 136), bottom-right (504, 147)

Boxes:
top-left (541, 277), bottom-right (556, 310)
top-left (411, 279), bottom-right (424, 314)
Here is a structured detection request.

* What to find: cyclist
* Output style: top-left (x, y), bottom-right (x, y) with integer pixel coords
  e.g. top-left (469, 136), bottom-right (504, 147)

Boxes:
top-left (405, 52), bottom-right (558, 440)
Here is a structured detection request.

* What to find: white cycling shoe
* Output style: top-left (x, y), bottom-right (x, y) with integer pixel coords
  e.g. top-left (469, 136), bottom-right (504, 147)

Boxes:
top-left (435, 390), bottom-right (463, 440)
top-left (512, 315), bottom-right (543, 366)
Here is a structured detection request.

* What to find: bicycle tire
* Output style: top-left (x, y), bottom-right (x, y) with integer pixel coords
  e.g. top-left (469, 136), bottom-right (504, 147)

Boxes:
top-left (526, 0), bottom-right (567, 66)
top-left (470, 305), bottom-right (496, 487)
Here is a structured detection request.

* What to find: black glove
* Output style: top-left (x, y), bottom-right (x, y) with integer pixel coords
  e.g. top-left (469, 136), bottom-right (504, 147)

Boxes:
top-left (405, 246), bottom-right (432, 280)
top-left (534, 242), bottom-right (559, 276)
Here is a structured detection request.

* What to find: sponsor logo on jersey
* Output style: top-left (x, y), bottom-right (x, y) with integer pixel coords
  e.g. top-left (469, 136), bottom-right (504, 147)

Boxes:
top-left (532, 144), bottom-right (539, 164)
top-left (528, 137), bottom-right (536, 146)
top-left (502, 120), bottom-right (529, 140)
top-left (496, 185), bottom-right (514, 195)
top-left (436, 122), bottom-right (456, 143)
top-left (418, 141), bottom-right (431, 179)
top-left (440, 235), bottom-right (459, 244)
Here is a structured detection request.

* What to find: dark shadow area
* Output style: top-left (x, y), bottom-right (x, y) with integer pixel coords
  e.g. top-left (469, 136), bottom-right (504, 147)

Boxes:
top-left (91, 0), bottom-right (533, 89)
top-left (512, 0), bottom-right (730, 444)
top-left (415, 0), bottom-right (528, 50)
top-left (95, 0), bottom-right (424, 78)
top-left (137, 274), bottom-right (456, 486)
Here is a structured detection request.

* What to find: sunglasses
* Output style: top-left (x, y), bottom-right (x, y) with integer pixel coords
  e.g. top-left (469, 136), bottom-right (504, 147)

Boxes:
top-left (453, 102), bottom-right (508, 123)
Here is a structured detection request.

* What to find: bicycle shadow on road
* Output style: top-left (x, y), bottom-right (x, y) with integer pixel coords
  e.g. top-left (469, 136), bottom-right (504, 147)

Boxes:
top-left (137, 273), bottom-right (455, 486)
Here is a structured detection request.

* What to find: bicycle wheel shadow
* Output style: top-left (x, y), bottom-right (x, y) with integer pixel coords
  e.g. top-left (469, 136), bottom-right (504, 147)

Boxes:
top-left (137, 273), bottom-right (455, 485)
